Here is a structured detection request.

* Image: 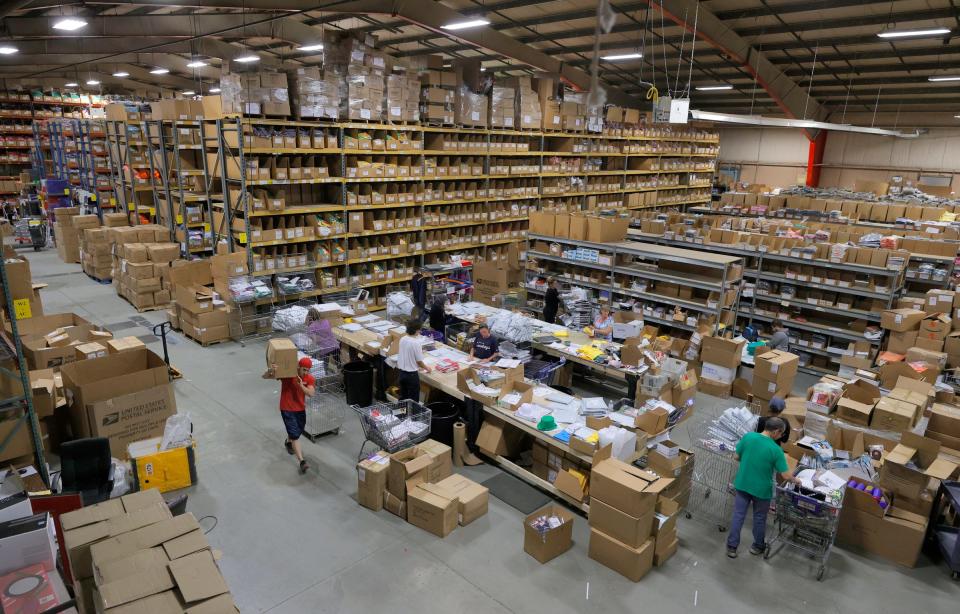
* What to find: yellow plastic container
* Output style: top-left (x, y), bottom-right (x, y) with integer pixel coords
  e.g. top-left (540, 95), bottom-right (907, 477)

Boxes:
top-left (128, 437), bottom-right (197, 493)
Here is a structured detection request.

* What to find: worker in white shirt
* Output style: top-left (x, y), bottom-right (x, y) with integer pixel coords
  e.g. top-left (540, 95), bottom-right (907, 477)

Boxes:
top-left (397, 318), bottom-right (432, 402)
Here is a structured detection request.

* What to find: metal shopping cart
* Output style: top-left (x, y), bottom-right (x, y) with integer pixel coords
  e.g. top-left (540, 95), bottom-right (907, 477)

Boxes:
top-left (524, 357), bottom-right (567, 385)
top-left (764, 483), bottom-right (843, 581)
top-left (352, 400), bottom-right (432, 460)
top-left (684, 399), bottom-right (761, 531)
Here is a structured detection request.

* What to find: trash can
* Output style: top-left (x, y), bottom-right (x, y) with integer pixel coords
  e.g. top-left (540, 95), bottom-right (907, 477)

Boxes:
top-left (428, 401), bottom-right (460, 446)
top-left (343, 361), bottom-right (374, 407)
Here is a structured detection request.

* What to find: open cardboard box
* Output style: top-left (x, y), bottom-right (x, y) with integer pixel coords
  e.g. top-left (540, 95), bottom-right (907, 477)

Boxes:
top-left (835, 378), bottom-right (880, 427)
top-left (455, 366), bottom-right (519, 404)
top-left (880, 432), bottom-right (958, 500)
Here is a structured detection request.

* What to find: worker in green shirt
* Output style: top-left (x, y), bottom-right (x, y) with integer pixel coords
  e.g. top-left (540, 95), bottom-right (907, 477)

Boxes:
top-left (726, 417), bottom-right (800, 558)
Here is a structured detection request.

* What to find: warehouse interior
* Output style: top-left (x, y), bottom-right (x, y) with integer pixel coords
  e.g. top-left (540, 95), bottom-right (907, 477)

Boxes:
top-left (0, 1), bottom-right (959, 612)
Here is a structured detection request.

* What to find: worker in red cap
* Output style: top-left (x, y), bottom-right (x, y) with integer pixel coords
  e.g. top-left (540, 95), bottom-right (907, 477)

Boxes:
top-left (264, 356), bottom-right (316, 474)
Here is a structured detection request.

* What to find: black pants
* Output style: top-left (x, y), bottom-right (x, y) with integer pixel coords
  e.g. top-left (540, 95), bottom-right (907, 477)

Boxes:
top-left (543, 308), bottom-right (557, 324)
top-left (398, 370), bottom-right (420, 403)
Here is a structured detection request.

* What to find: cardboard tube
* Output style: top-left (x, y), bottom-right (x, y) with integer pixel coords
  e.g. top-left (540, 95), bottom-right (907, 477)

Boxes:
top-left (453, 420), bottom-right (482, 466)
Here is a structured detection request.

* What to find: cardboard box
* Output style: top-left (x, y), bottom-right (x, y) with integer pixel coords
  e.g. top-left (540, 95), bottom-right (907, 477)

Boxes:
top-left (407, 482), bottom-right (458, 538)
top-left (753, 350), bottom-right (799, 381)
top-left (837, 502), bottom-right (927, 568)
top-left (436, 474), bottom-right (489, 526)
top-left (588, 529), bottom-right (654, 582)
top-left (356, 451), bottom-right (390, 512)
top-left (589, 447), bottom-right (672, 518)
top-left (74, 341), bottom-right (107, 360)
top-left (386, 446), bottom-right (432, 500)
top-left (880, 433), bottom-right (957, 500)
top-left (266, 338), bottom-right (298, 378)
top-left (475, 415), bottom-right (525, 458)
top-left (871, 397), bottom-right (917, 432)
top-left (588, 497), bottom-right (653, 549)
top-left (881, 309), bottom-right (925, 332)
top-left (523, 504), bottom-right (573, 563)
top-left (0, 513), bottom-right (57, 577)
top-left (700, 336), bottom-right (744, 368)
top-left (107, 336), bottom-right (146, 354)
top-left (418, 438), bottom-right (453, 483)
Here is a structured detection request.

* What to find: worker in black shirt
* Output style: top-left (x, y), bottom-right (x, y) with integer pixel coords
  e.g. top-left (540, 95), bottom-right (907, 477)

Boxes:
top-left (756, 396), bottom-right (790, 445)
top-left (470, 324), bottom-right (500, 363)
top-left (542, 277), bottom-right (561, 324)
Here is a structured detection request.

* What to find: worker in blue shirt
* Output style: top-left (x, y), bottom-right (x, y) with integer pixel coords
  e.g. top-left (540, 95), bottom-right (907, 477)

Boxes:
top-left (470, 324), bottom-right (500, 363)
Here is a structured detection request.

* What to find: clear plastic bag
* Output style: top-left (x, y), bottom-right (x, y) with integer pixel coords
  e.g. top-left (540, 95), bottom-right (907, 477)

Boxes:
top-left (161, 413), bottom-right (193, 451)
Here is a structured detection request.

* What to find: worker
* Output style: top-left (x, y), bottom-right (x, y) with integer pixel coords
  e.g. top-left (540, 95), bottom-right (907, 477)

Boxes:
top-left (756, 396), bottom-right (791, 445)
top-left (589, 305), bottom-right (615, 341)
top-left (542, 277), bottom-right (561, 324)
top-left (397, 318), bottom-right (432, 402)
top-left (410, 270), bottom-right (427, 318)
top-left (470, 324), bottom-right (500, 363)
top-left (767, 319), bottom-right (789, 351)
top-left (263, 357), bottom-right (316, 475)
top-left (727, 417), bottom-right (800, 558)
top-left (428, 296), bottom-right (447, 339)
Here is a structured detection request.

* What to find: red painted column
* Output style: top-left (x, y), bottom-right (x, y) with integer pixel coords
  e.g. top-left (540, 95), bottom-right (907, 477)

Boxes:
top-left (805, 130), bottom-right (828, 187)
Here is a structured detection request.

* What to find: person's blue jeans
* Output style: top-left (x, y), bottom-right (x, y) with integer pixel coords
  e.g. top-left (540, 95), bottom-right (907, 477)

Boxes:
top-left (727, 489), bottom-right (771, 550)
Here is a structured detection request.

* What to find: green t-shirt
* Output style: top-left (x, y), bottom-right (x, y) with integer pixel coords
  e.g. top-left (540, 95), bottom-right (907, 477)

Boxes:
top-left (733, 431), bottom-right (787, 500)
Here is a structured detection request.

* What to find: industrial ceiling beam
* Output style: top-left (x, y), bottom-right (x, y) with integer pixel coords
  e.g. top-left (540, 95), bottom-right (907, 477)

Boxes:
top-left (0, 39), bottom-right (197, 55)
top-left (713, 0), bottom-right (888, 21)
top-left (321, 0), bottom-right (637, 105)
top-left (1, 14), bottom-right (280, 37)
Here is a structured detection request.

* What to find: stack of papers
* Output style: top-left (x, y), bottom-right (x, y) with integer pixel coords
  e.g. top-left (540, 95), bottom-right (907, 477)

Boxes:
top-left (494, 358), bottom-right (521, 369)
top-left (516, 403), bottom-right (550, 424)
top-left (340, 323), bottom-right (363, 332)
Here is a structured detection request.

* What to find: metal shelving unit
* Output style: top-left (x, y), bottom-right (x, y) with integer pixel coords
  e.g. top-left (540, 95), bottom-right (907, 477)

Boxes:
top-left (0, 257), bottom-right (49, 486)
top-left (526, 232), bottom-right (742, 337)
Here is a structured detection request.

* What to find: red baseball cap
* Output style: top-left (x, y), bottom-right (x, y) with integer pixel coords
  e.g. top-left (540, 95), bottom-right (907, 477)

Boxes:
top-left (298, 357), bottom-right (313, 369)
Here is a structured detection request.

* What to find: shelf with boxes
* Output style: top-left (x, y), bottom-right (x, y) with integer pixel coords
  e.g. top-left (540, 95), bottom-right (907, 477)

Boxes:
top-left (2, 91), bottom-right (104, 174)
top-left (627, 217), bottom-right (910, 375)
top-left (527, 219), bottom-right (742, 342)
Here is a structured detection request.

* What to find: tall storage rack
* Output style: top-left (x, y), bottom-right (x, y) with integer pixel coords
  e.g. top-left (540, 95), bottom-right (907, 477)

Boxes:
top-left (38, 119), bottom-right (116, 218)
top-left (201, 115), bottom-right (719, 312)
top-left (0, 258), bottom-right (49, 486)
top-left (526, 233), bottom-right (742, 339)
top-left (105, 119), bottom-right (165, 226)
top-left (627, 230), bottom-right (906, 376)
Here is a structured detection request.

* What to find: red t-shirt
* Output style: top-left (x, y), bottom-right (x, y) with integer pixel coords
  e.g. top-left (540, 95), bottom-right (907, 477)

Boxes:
top-left (279, 374), bottom-right (315, 412)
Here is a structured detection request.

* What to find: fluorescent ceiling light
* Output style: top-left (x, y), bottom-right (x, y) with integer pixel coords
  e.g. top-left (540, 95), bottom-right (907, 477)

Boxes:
top-left (955, 115), bottom-right (960, 119)
top-left (64, 82), bottom-right (77, 87)
top-left (441, 19), bottom-right (490, 30)
top-left (86, 79), bottom-right (99, 85)
top-left (186, 60), bottom-right (207, 68)
top-left (689, 109), bottom-right (919, 138)
top-left (235, 55), bottom-right (259, 63)
top-left (929, 75), bottom-right (960, 82)
top-left (297, 43), bottom-right (324, 51)
top-left (209, 87), bottom-right (221, 93)
top-left (112, 71), bottom-right (129, 77)
top-left (601, 52), bottom-right (643, 61)
top-left (878, 28), bottom-right (950, 39)
top-left (696, 85), bottom-right (733, 91)
top-left (182, 91), bottom-right (195, 96)
top-left (52, 18), bottom-right (87, 31)
top-left (0, 46), bottom-right (17, 55)
top-left (150, 67), bottom-right (169, 74)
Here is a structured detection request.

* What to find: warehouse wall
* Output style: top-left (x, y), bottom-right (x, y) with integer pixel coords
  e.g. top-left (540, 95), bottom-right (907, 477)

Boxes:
top-left (718, 126), bottom-right (960, 194)
top-left (717, 127), bottom-right (808, 188)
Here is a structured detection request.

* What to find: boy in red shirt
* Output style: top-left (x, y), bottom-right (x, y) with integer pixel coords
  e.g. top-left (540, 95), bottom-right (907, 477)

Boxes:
top-left (264, 357), bottom-right (316, 474)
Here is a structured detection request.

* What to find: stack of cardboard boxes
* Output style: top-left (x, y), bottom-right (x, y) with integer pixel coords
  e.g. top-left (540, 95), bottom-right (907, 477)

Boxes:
top-left (80, 227), bottom-right (114, 281)
top-left (420, 56), bottom-right (456, 125)
top-left (52, 208), bottom-right (85, 264)
top-left (61, 489), bottom-right (237, 613)
top-left (489, 84), bottom-right (516, 129)
top-left (0, 253), bottom-right (44, 320)
top-left (289, 66), bottom-right (341, 120)
top-left (171, 259), bottom-right (232, 345)
top-left (114, 240), bottom-right (180, 311)
top-left (471, 243), bottom-right (523, 307)
top-left (752, 350), bottom-right (799, 402)
top-left (337, 39), bottom-right (388, 122)
top-left (535, 77), bottom-right (562, 131)
top-left (219, 70), bottom-right (291, 116)
top-left (385, 71), bottom-right (420, 122)
top-left (357, 441), bottom-right (489, 538)
top-left (698, 336), bottom-right (745, 397)
top-left (588, 447), bottom-right (676, 581)
top-left (507, 76), bottom-right (542, 130)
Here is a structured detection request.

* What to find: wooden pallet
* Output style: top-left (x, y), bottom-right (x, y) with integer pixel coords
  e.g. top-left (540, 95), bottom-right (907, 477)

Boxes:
top-left (181, 331), bottom-right (229, 347)
top-left (120, 296), bottom-right (173, 313)
top-left (85, 273), bottom-right (112, 284)
top-left (169, 365), bottom-right (183, 380)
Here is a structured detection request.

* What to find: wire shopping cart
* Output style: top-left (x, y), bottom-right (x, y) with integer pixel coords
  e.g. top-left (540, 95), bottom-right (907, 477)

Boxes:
top-left (524, 357), bottom-right (567, 385)
top-left (352, 400), bottom-right (432, 460)
top-left (764, 483), bottom-right (843, 581)
top-left (684, 399), bottom-right (761, 531)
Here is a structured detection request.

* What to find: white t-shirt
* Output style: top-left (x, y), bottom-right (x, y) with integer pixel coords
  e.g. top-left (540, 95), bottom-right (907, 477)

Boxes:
top-left (397, 335), bottom-right (424, 372)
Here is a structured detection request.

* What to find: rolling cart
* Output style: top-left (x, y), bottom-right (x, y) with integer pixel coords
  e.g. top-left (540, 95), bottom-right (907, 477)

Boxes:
top-left (352, 400), bottom-right (431, 460)
top-left (930, 480), bottom-right (960, 580)
top-left (764, 483), bottom-right (843, 581)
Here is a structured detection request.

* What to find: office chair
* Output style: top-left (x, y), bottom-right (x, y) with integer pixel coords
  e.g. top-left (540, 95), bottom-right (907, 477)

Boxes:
top-left (59, 438), bottom-right (114, 505)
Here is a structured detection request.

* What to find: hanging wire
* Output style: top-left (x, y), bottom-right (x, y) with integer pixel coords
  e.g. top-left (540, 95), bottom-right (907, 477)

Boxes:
top-left (802, 40), bottom-right (819, 120)
top-left (659, 4), bottom-right (672, 97)
top-left (682, 1), bottom-right (700, 99)
top-left (674, 6), bottom-right (688, 97)
top-left (840, 70), bottom-right (854, 125)
top-left (870, 86), bottom-right (882, 127)
top-left (748, 37), bottom-right (762, 116)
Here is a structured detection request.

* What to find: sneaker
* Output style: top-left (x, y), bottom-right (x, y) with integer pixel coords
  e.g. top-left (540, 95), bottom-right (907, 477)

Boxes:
top-left (299, 460), bottom-right (309, 474)
top-left (285, 440), bottom-right (294, 455)
top-left (749, 544), bottom-right (766, 556)
top-left (726, 548), bottom-right (738, 559)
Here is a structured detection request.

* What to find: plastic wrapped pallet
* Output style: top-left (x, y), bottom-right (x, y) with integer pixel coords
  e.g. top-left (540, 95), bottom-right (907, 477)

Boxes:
top-left (290, 66), bottom-right (341, 120)
top-left (386, 72), bottom-right (420, 122)
top-left (489, 85), bottom-right (516, 129)
top-left (455, 85), bottom-right (488, 128)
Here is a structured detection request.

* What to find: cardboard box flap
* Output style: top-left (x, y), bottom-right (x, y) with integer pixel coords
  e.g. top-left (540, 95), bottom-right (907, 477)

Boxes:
top-left (162, 529), bottom-right (210, 560)
top-left (97, 564), bottom-right (175, 609)
top-left (168, 550), bottom-right (230, 604)
top-left (96, 546), bottom-right (169, 585)
top-left (60, 498), bottom-right (124, 531)
top-left (185, 593), bottom-right (239, 614)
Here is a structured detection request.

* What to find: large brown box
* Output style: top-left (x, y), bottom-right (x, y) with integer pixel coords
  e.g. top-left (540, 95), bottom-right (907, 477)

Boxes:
top-left (588, 529), bottom-right (654, 582)
top-left (523, 504), bottom-right (573, 563)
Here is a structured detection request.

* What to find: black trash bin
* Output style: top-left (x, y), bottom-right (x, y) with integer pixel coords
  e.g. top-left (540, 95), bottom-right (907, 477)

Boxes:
top-left (427, 401), bottom-right (460, 446)
top-left (343, 361), bottom-right (374, 407)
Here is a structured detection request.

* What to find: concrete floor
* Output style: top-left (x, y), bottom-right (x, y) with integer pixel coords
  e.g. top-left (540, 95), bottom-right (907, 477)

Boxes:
top-left (28, 248), bottom-right (960, 613)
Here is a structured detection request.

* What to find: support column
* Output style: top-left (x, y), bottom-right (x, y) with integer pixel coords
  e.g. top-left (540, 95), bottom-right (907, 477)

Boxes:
top-left (805, 130), bottom-right (827, 187)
